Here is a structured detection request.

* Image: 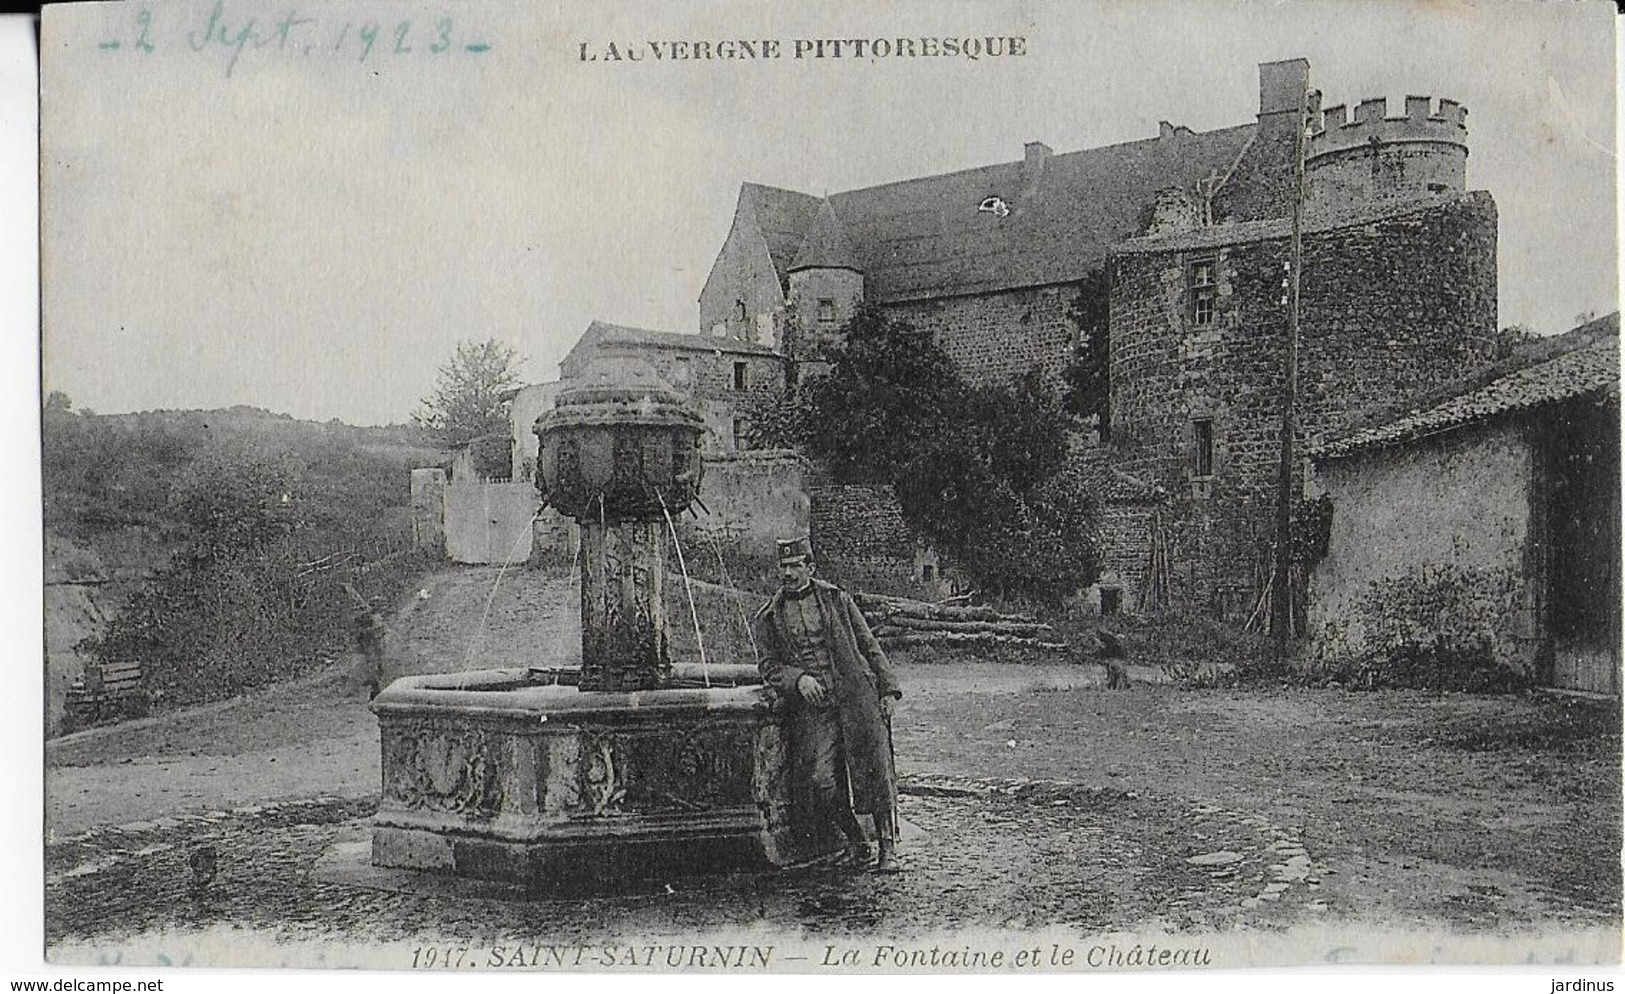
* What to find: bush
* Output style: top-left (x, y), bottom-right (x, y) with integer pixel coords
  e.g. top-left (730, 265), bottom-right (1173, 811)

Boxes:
top-left (78, 440), bottom-right (434, 712)
top-left (1306, 636), bottom-right (1530, 694)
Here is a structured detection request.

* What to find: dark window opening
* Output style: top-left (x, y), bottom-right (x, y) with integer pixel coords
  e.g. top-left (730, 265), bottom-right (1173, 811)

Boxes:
top-left (733, 417), bottom-right (749, 451)
top-left (1193, 418), bottom-right (1215, 477)
top-left (735, 299), bottom-right (747, 322)
top-left (922, 564), bottom-right (935, 582)
top-left (1189, 258), bottom-right (1216, 326)
top-left (1100, 587), bottom-right (1122, 616)
top-left (732, 361), bottom-right (747, 391)
top-left (817, 298), bottom-right (837, 324)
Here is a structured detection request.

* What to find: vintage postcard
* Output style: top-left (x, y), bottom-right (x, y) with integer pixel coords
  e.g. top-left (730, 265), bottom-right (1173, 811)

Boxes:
top-left (32, 0), bottom-right (1622, 978)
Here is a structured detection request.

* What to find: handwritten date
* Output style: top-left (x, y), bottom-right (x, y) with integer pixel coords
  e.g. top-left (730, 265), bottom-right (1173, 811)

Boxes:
top-left (98, 2), bottom-right (492, 77)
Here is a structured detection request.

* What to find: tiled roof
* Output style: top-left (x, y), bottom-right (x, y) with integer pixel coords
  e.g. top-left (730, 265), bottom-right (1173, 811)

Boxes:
top-left (742, 183), bottom-right (824, 289)
top-left (790, 199), bottom-right (861, 273)
top-left (563, 320), bottom-right (778, 369)
top-left (1312, 323), bottom-right (1620, 460)
top-left (745, 124), bottom-right (1257, 302)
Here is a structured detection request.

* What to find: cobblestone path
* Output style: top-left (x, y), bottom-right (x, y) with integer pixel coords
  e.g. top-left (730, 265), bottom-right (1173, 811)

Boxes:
top-left (45, 777), bottom-right (1334, 947)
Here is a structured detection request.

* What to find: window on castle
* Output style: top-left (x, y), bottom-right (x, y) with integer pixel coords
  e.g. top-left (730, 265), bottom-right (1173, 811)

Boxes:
top-left (733, 361), bottom-right (748, 391)
top-left (817, 298), bottom-right (837, 324)
top-left (733, 417), bottom-right (750, 451)
top-left (1192, 418), bottom-right (1215, 478)
top-left (1189, 258), bottom-right (1216, 326)
top-left (735, 299), bottom-right (747, 322)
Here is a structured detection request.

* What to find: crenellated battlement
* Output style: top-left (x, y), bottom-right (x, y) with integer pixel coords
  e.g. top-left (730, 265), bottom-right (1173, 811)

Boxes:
top-left (1309, 95), bottom-right (1469, 160)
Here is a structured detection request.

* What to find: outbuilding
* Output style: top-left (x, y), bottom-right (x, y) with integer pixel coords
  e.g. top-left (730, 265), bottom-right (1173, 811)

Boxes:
top-left (1306, 317), bottom-right (1620, 693)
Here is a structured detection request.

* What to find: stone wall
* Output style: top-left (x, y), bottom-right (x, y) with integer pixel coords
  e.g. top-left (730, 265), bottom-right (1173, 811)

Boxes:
top-left (1089, 499), bottom-right (1159, 613)
top-left (1297, 194), bottom-right (1498, 430)
top-left (807, 482), bottom-right (952, 599)
top-left (885, 283), bottom-right (1078, 389)
top-left (1306, 419), bottom-right (1541, 672)
top-left (1308, 143), bottom-right (1467, 210)
top-left (677, 451), bottom-right (813, 590)
top-left (410, 468), bottom-right (446, 555)
top-left (1105, 193), bottom-right (1498, 612)
top-left (699, 210), bottom-right (790, 343)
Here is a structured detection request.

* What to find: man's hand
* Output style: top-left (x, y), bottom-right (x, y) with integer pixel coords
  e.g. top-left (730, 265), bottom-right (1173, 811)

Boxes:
top-left (797, 674), bottom-right (829, 707)
top-left (879, 694), bottom-right (896, 721)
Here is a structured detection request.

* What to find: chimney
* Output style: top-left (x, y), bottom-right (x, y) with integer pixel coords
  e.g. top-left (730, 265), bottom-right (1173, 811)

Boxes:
top-left (1024, 141), bottom-right (1052, 183)
top-left (1258, 58), bottom-right (1311, 118)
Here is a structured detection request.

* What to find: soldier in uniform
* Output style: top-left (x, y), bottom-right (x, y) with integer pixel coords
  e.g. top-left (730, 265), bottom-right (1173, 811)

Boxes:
top-left (754, 536), bottom-right (903, 873)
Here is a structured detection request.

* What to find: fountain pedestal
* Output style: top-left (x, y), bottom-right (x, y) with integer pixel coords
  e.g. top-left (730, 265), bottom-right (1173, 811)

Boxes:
top-left (372, 357), bottom-right (831, 890)
top-left (579, 520), bottom-right (670, 691)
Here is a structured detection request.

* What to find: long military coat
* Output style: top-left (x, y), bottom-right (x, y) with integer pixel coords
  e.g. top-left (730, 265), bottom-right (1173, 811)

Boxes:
top-left (754, 579), bottom-right (901, 815)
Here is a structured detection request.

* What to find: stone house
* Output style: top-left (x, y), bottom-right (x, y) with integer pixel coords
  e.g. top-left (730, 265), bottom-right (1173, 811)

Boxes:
top-left (1305, 317), bottom-right (1620, 692)
top-left (557, 320), bottom-right (784, 457)
top-left (700, 57), bottom-right (1498, 613)
top-left (506, 380), bottom-right (560, 483)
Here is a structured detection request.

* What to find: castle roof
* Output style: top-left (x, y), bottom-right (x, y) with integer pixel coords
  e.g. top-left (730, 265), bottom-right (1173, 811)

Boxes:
top-left (740, 183), bottom-right (825, 290)
top-left (562, 319), bottom-right (778, 372)
top-left (1312, 315), bottom-right (1621, 460)
top-left (744, 124), bottom-right (1256, 302)
top-left (790, 199), bottom-right (861, 273)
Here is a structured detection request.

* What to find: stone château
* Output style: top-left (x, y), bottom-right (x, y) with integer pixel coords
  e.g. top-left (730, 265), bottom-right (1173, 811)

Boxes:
top-left (698, 57), bottom-right (1498, 618)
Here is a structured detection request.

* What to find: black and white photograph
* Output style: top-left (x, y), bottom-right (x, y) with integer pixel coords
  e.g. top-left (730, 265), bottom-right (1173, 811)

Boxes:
top-left (24, 0), bottom-right (1623, 976)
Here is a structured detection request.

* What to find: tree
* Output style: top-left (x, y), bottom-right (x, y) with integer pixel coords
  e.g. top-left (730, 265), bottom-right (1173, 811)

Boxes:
top-left (413, 339), bottom-right (525, 448)
top-left (792, 306), bottom-right (1099, 602)
top-left (1061, 269), bottom-right (1110, 439)
top-left (894, 373), bottom-right (1097, 602)
top-left (795, 306), bottom-right (961, 482)
top-left (44, 390), bottom-right (72, 414)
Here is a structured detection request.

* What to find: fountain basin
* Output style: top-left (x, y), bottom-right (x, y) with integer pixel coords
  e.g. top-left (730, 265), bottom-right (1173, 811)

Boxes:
top-left (371, 669), bottom-right (823, 891)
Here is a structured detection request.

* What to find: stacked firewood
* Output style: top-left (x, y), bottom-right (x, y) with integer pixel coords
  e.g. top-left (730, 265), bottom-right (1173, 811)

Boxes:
top-left (853, 592), bottom-right (1067, 651)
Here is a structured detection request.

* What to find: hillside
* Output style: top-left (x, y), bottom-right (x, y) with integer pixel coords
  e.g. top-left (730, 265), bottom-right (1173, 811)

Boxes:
top-left (41, 404), bottom-right (448, 734)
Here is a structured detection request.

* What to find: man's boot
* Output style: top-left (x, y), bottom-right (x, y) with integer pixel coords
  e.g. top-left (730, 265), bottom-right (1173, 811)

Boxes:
top-left (839, 839), bottom-right (876, 870)
top-left (829, 807), bottom-right (872, 869)
top-left (873, 836), bottom-right (900, 874)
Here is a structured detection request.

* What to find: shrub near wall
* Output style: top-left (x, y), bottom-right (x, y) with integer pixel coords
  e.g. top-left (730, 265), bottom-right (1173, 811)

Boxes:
top-left (1309, 563), bottom-right (1532, 692)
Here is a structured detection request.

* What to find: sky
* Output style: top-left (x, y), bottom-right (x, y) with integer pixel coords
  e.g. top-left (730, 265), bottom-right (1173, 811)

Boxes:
top-left (39, 0), bottom-right (1620, 426)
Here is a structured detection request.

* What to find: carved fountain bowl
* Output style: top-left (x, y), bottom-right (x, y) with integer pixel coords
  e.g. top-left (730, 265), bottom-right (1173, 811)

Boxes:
top-left (370, 670), bottom-right (817, 891)
top-left (533, 356), bottom-right (706, 521)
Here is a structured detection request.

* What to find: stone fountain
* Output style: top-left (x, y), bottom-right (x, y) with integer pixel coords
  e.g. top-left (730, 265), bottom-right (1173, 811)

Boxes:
top-left (370, 357), bottom-right (826, 891)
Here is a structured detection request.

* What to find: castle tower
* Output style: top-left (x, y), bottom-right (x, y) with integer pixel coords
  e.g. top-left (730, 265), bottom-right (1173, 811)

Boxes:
top-left (785, 198), bottom-right (864, 383)
top-left (1306, 95), bottom-right (1469, 208)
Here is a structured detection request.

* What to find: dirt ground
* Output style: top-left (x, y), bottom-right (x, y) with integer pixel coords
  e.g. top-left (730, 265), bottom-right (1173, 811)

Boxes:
top-left (45, 565), bottom-right (1622, 940)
